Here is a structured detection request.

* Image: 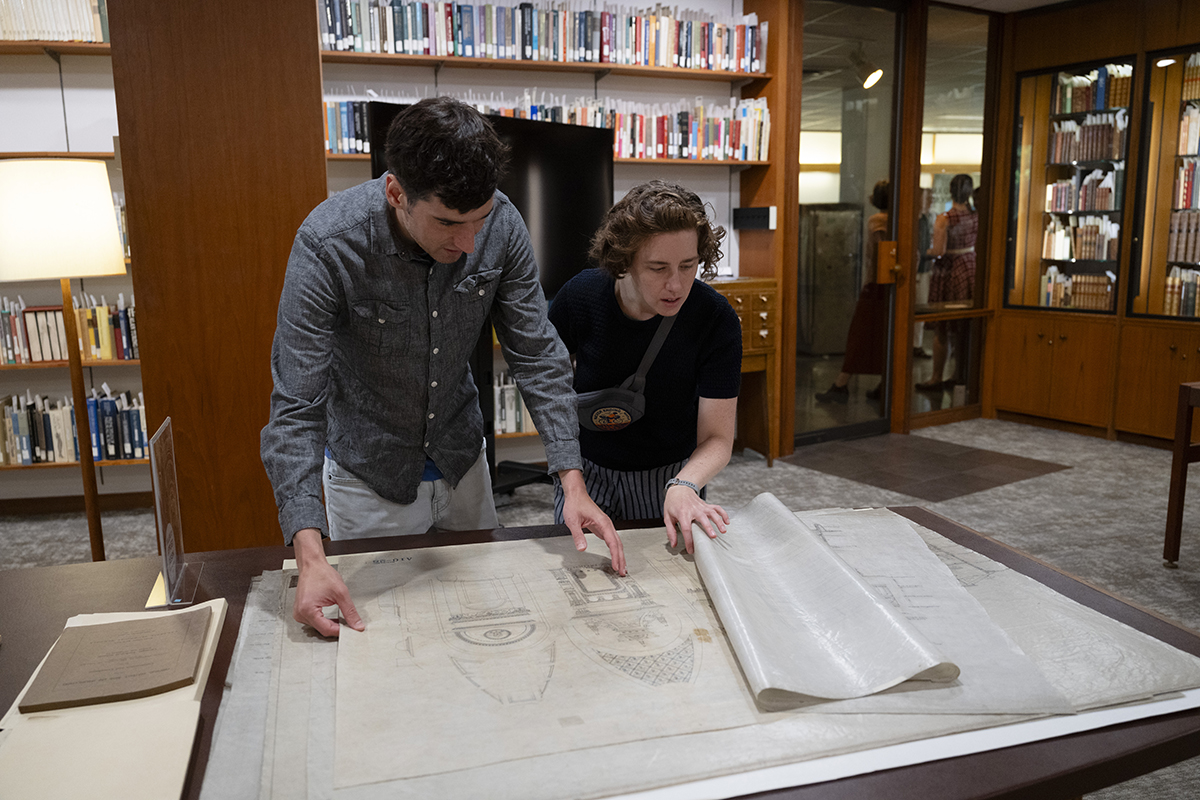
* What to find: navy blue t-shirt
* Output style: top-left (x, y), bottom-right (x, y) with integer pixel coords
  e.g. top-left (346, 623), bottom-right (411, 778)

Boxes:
top-left (549, 269), bottom-right (742, 471)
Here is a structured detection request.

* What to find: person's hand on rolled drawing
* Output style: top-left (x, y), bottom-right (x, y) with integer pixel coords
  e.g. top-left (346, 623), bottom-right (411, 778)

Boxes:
top-left (664, 483), bottom-right (729, 554)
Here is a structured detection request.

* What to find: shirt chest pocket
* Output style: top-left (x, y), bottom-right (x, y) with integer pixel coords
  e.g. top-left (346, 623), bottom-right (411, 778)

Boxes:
top-left (349, 299), bottom-right (413, 358)
top-left (451, 268), bottom-right (503, 326)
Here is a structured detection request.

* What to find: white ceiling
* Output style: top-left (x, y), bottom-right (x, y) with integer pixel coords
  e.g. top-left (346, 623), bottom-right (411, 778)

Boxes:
top-left (801, 0), bottom-right (1005, 134)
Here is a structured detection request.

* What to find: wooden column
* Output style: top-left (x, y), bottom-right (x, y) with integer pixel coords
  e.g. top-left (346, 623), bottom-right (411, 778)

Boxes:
top-left (107, 2), bottom-right (328, 550)
top-left (742, 0), bottom-right (803, 457)
top-left (889, 0), bottom-right (928, 434)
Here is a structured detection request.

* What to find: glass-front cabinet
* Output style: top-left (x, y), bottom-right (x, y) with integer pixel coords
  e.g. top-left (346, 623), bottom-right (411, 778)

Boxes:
top-left (1131, 49), bottom-right (1200, 318)
top-left (1006, 59), bottom-right (1134, 313)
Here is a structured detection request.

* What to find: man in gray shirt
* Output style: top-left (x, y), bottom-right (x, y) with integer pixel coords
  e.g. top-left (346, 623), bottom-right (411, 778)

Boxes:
top-left (261, 97), bottom-right (625, 637)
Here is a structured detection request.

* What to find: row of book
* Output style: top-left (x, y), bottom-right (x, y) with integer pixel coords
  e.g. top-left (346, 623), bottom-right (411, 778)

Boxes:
top-left (1178, 103), bottom-right (1200, 156)
top-left (1048, 112), bottom-right (1127, 164)
top-left (1076, 166), bottom-right (1123, 212)
top-left (1181, 53), bottom-right (1200, 102)
top-left (1163, 267), bottom-right (1200, 317)
top-left (1041, 216), bottom-right (1120, 262)
top-left (1044, 180), bottom-right (1077, 213)
top-left (1, 387), bottom-right (148, 466)
top-left (0, 0), bottom-right (108, 42)
top-left (1055, 65), bottom-right (1132, 114)
top-left (319, 1), bottom-right (768, 74)
top-left (325, 93), bottom-right (771, 162)
top-left (1039, 267), bottom-right (1114, 311)
top-left (1166, 210), bottom-right (1200, 264)
top-left (0, 294), bottom-right (139, 366)
top-left (1172, 157), bottom-right (1200, 210)
top-left (492, 372), bottom-right (536, 435)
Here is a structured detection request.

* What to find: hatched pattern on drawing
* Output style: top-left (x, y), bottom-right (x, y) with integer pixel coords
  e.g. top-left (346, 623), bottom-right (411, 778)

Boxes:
top-left (598, 638), bottom-right (694, 686)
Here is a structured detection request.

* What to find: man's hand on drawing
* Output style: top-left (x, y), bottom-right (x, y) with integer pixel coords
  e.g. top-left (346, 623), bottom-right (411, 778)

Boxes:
top-left (559, 469), bottom-right (627, 576)
top-left (292, 527), bottom-right (365, 637)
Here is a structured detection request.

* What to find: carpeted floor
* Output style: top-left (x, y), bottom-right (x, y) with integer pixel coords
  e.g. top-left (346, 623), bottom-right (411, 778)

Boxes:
top-left (4, 417), bottom-right (1200, 798)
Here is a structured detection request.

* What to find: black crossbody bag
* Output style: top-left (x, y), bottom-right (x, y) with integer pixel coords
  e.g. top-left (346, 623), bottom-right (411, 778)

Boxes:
top-left (576, 314), bottom-right (676, 432)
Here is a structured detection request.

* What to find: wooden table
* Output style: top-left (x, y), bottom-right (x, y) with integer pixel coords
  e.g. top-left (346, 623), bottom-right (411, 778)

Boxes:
top-left (2, 510), bottom-right (1200, 800)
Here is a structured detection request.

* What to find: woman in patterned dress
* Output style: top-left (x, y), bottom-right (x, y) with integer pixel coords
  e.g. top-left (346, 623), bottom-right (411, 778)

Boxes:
top-left (917, 173), bottom-right (977, 391)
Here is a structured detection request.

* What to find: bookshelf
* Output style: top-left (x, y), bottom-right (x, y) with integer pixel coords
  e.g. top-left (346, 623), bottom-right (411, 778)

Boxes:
top-left (1115, 48), bottom-right (1200, 439)
top-left (320, 0), bottom-right (787, 469)
top-left (1130, 50), bottom-right (1200, 319)
top-left (1005, 60), bottom-right (1133, 314)
top-left (0, 40), bottom-right (147, 507)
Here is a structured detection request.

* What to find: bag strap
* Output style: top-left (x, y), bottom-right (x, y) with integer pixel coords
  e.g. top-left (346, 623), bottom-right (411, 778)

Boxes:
top-left (620, 314), bottom-right (677, 394)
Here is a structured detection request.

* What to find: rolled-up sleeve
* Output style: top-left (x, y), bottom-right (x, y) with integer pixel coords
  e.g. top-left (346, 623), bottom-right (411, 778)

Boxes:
top-left (260, 230), bottom-right (339, 544)
top-left (488, 220), bottom-right (581, 476)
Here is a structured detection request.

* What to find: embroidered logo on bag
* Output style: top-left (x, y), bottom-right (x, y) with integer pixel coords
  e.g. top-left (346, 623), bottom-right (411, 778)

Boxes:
top-left (591, 407), bottom-right (633, 431)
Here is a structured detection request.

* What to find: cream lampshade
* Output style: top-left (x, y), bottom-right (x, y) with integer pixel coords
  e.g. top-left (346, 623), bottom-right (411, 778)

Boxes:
top-left (0, 158), bottom-right (127, 282)
top-left (0, 157), bottom-right (130, 562)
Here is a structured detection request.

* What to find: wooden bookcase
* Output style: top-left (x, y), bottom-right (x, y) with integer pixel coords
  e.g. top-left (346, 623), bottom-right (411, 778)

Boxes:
top-left (1005, 61), bottom-right (1132, 313)
top-left (987, 0), bottom-right (1200, 441)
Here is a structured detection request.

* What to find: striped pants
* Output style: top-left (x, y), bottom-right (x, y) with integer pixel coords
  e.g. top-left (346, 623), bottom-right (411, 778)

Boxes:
top-left (554, 457), bottom-right (697, 524)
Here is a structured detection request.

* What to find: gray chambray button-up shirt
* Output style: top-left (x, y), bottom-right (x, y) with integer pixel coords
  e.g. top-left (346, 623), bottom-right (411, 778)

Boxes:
top-left (261, 177), bottom-right (580, 544)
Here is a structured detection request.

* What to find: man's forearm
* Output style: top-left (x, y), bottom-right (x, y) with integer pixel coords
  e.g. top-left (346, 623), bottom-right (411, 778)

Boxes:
top-left (292, 527), bottom-right (328, 571)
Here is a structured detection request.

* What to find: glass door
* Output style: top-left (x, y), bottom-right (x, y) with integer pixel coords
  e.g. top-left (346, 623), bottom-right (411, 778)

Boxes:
top-left (910, 4), bottom-right (992, 416)
top-left (795, 0), bottom-right (902, 445)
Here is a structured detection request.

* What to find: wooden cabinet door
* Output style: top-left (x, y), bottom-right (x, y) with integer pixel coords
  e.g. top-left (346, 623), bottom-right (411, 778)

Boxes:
top-left (993, 313), bottom-right (1054, 416)
top-left (1113, 323), bottom-right (1200, 441)
top-left (1115, 323), bottom-right (1192, 439)
top-left (1047, 317), bottom-right (1116, 428)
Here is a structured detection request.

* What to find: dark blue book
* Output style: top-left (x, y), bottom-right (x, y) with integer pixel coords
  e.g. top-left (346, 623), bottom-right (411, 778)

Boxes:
top-left (118, 308), bottom-right (133, 360)
top-left (41, 408), bottom-right (55, 462)
top-left (99, 397), bottom-right (120, 460)
top-left (87, 397), bottom-right (102, 460)
top-left (119, 407), bottom-right (134, 459)
top-left (460, 4), bottom-right (474, 57)
top-left (130, 407), bottom-right (144, 459)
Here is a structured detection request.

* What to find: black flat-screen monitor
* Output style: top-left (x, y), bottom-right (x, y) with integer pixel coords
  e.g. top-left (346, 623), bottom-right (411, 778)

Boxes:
top-left (367, 102), bottom-right (614, 300)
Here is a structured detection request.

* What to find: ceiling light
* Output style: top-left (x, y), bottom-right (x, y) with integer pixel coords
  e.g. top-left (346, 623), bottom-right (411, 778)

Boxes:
top-left (851, 48), bottom-right (883, 90)
top-left (1158, 57), bottom-right (1177, 68)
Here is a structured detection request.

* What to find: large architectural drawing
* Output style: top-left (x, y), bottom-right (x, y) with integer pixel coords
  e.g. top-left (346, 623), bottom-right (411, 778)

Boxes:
top-left (199, 497), bottom-right (1200, 800)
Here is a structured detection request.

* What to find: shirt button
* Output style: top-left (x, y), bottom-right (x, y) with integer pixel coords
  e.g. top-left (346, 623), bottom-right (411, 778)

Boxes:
top-left (424, 441), bottom-right (430, 448)
top-left (430, 381), bottom-right (438, 388)
top-left (428, 412), bottom-right (435, 419)
top-left (377, 318), bottom-right (385, 324)
top-left (478, 289), bottom-right (485, 296)
top-left (432, 310), bottom-right (438, 318)
top-left (433, 347), bottom-right (439, 355)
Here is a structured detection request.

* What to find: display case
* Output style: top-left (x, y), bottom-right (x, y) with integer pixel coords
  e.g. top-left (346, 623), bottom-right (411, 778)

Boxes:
top-left (1005, 59), bottom-right (1134, 313)
top-left (1130, 48), bottom-right (1200, 318)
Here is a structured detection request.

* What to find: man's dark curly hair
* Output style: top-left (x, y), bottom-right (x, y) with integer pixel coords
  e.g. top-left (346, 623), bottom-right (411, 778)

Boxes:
top-left (589, 181), bottom-right (725, 281)
top-left (384, 97), bottom-right (509, 213)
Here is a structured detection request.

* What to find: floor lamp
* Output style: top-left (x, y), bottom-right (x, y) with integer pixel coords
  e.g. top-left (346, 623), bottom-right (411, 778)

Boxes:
top-left (0, 158), bottom-right (130, 562)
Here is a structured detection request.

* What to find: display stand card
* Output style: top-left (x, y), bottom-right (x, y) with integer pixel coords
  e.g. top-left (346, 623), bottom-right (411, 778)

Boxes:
top-left (149, 416), bottom-right (201, 607)
top-left (18, 605), bottom-right (212, 713)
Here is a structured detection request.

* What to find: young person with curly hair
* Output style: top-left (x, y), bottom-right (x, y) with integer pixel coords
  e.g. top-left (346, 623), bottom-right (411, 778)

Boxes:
top-left (549, 181), bottom-right (742, 553)
top-left (262, 97), bottom-right (624, 638)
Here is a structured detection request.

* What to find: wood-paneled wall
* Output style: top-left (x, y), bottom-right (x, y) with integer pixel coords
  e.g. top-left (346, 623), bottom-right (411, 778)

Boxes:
top-left (107, 1), bottom-right (327, 550)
